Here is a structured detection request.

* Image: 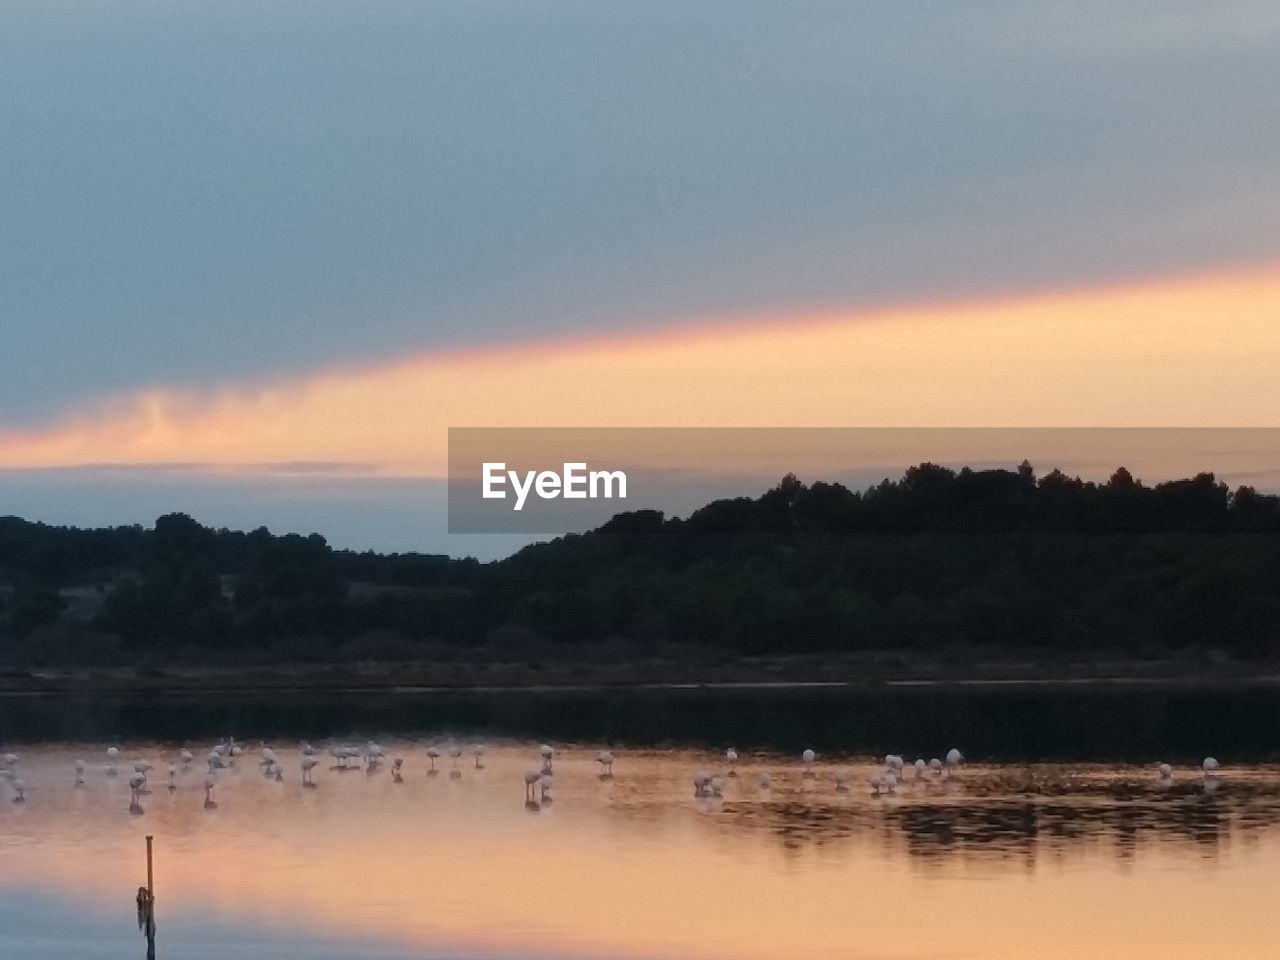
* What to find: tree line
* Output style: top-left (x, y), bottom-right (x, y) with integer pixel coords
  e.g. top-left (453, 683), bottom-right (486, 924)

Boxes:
top-left (1, 462), bottom-right (1278, 666)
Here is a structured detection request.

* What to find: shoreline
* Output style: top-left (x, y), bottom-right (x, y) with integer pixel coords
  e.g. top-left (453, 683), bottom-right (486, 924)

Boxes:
top-left (4, 655), bottom-right (1280, 696)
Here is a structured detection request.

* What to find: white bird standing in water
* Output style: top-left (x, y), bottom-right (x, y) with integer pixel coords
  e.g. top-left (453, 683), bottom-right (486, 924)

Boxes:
top-left (179, 749), bottom-right (194, 767)
top-left (1158, 762), bottom-right (1173, 784)
top-left (167, 764), bottom-right (178, 791)
top-left (106, 746), bottom-right (120, 776)
top-left (596, 751), bottom-right (615, 777)
top-left (913, 758), bottom-right (927, 780)
top-left (301, 755), bottom-right (318, 786)
top-left (74, 759), bottom-right (86, 785)
top-left (449, 745), bottom-right (463, 776)
top-left (203, 773), bottom-right (218, 809)
top-left (725, 748), bottom-right (738, 777)
top-left (128, 772), bottom-right (145, 813)
top-left (539, 744), bottom-right (554, 774)
top-left (834, 769), bottom-right (850, 792)
top-left (802, 749), bottom-right (816, 776)
top-left (524, 769), bottom-right (542, 802)
top-left (539, 773), bottom-right (554, 803)
top-left (3, 753), bottom-right (17, 777)
top-left (945, 748), bottom-right (963, 777)
top-left (11, 779), bottom-right (25, 803)
top-left (693, 771), bottom-right (712, 797)
top-left (474, 745), bottom-right (486, 769)
top-left (392, 758), bottom-right (404, 783)
top-left (1202, 757), bottom-right (1221, 791)
top-left (426, 747), bottom-right (441, 772)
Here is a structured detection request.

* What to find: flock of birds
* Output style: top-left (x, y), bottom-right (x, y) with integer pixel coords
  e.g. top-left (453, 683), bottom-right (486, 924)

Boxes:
top-left (0, 743), bottom-right (1231, 812)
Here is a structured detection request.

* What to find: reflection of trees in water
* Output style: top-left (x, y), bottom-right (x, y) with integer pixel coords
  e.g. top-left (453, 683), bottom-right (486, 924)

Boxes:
top-left (6, 687), bottom-right (1280, 764)
top-left (700, 777), bottom-right (1280, 865)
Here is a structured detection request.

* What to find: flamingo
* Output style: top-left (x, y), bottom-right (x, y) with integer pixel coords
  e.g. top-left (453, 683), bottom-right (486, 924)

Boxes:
top-left (725, 748), bottom-right (738, 777)
top-left (3, 753), bottom-right (17, 777)
top-left (945, 748), bottom-right (963, 777)
top-left (929, 758), bottom-right (943, 778)
top-left (392, 758), bottom-right (404, 783)
top-left (1202, 757), bottom-right (1221, 792)
top-left (11, 778), bottom-right (25, 803)
top-left (260, 747), bottom-right (276, 769)
top-left (449, 745), bottom-right (463, 777)
top-left (74, 759), bottom-right (86, 785)
top-left (203, 773), bottom-right (218, 809)
top-left (596, 750), bottom-right (615, 777)
top-left (693, 770), bottom-right (712, 797)
top-left (301, 742), bottom-right (315, 757)
top-left (539, 744), bottom-right (554, 774)
top-left (913, 758), bottom-right (927, 779)
top-left (539, 773), bottom-right (554, 804)
top-left (426, 747), bottom-right (441, 773)
top-left (834, 769), bottom-right (850, 792)
top-left (802, 748), bottom-right (816, 777)
top-left (106, 746), bottom-right (120, 776)
top-left (129, 772), bottom-right (146, 814)
top-left (167, 764), bottom-right (178, 792)
top-left (301, 755), bottom-right (318, 786)
top-left (179, 749), bottom-right (194, 767)
top-left (524, 768), bottom-right (542, 802)
top-left (709, 776), bottom-right (725, 798)
top-left (329, 745), bottom-right (359, 770)
top-left (133, 761), bottom-right (152, 794)
top-left (1158, 762), bottom-right (1173, 784)
top-left (474, 745), bottom-right (486, 769)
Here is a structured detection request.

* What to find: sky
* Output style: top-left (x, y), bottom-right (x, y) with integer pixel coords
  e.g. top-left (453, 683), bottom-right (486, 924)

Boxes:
top-left (2, 2), bottom-right (1280, 556)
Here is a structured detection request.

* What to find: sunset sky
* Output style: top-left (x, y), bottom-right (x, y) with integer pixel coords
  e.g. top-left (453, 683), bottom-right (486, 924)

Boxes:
top-left (3, 2), bottom-right (1280, 555)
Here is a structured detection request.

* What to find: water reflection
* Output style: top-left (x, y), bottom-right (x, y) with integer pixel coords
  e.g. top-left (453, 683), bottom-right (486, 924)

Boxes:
top-left (3, 704), bottom-right (1280, 959)
top-left (4, 684), bottom-right (1280, 762)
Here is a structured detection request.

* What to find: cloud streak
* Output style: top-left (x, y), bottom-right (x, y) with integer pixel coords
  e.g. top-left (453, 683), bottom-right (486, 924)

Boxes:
top-left (3, 264), bottom-right (1279, 478)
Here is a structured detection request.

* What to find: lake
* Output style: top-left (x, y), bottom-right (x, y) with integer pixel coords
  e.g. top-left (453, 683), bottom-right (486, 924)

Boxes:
top-left (2, 685), bottom-right (1278, 959)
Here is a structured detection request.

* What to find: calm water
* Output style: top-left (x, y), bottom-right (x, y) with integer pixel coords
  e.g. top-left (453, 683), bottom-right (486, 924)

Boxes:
top-left (2, 686), bottom-right (1279, 960)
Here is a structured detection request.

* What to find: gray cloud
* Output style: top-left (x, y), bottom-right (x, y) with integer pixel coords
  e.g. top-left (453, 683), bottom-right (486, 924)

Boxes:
top-left (2, 1), bottom-right (1279, 425)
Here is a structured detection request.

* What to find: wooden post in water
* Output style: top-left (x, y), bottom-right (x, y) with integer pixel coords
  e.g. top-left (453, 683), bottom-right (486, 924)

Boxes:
top-left (140, 835), bottom-right (156, 957)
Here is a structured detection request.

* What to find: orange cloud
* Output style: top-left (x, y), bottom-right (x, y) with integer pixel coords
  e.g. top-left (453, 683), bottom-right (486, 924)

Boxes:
top-left (3, 264), bottom-right (1280, 477)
